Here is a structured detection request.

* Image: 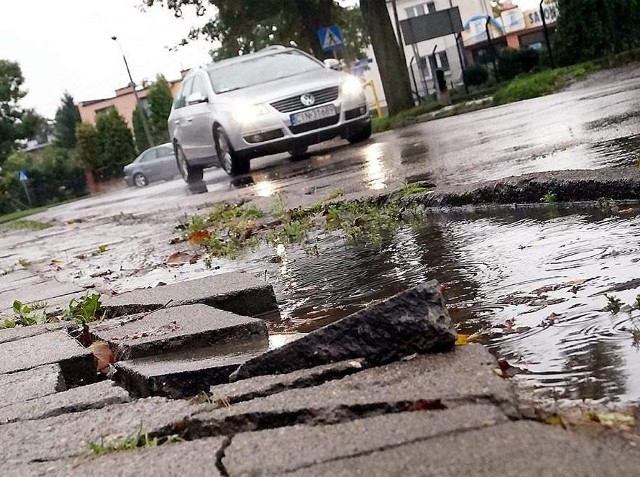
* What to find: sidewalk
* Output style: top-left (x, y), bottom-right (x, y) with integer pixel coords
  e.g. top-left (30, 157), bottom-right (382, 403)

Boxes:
top-left (2, 272), bottom-right (640, 476)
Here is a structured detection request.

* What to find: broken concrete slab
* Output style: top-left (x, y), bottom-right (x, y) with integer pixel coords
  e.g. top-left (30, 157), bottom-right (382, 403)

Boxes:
top-left (115, 342), bottom-right (268, 398)
top-left (194, 345), bottom-right (517, 436)
top-left (0, 364), bottom-right (64, 408)
top-left (0, 397), bottom-right (207, 466)
top-left (209, 359), bottom-right (365, 405)
top-left (224, 404), bottom-right (508, 476)
top-left (5, 437), bottom-right (227, 477)
top-left (0, 380), bottom-right (130, 424)
top-left (284, 420), bottom-right (640, 477)
top-left (0, 280), bottom-right (84, 311)
top-left (231, 281), bottom-right (455, 381)
top-left (0, 322), bottom-right (66, 345)
top-left (90, 304), bottom-right (268, 360)
top-left (0, 330), bottom-right (95, 385)
top-left (101, 272), bottom-right (279, 318)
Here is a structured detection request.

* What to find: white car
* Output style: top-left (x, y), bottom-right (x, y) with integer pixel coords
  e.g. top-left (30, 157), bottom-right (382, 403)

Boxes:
top-left (168, 46), bottom-right (371, 181)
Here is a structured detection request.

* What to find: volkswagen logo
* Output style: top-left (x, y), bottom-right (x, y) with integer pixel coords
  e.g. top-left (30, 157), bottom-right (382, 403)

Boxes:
top-left (300, 93), bottom-right (316, 107)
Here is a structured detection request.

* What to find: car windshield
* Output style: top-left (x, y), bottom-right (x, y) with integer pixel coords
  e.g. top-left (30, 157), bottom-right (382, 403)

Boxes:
top-left (208, 51), bottom-right (323, 94)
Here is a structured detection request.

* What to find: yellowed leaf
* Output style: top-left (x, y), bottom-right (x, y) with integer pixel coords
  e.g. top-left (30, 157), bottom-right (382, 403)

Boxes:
top-left (188, 229), bottom-right (211, 245)
top-left (455, 332), bottom-right (481, 346)
top-left (589, 412), bottom-right (634, 427)
top-left (89, 341), bottom-right (115, 375)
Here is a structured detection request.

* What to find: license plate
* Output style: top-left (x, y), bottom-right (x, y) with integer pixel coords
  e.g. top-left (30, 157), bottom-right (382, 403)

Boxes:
top-left (290, 105), bottom-right (335, 125)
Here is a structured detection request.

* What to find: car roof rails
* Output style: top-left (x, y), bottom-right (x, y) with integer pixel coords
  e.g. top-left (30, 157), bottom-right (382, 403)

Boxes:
top-left (258, 45), bottom-right (287, 52)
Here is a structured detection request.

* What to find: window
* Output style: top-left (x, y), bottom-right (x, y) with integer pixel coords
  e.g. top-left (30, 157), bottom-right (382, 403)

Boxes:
top-left (208, 51), bottom-right (323, 94)
top-left (173, 77), bottom-right (193, 109)
top-left (155, 146), bottom-right (174, 158)
top-left (190, 75), bottom-right (207, 97)
top-left (405, 2), bottom-right (436, 18)
top-left (139, 150), bottom-right (156, 162)
top-left (428, 51), bottom-right (450, 72)
top-left (95, 106), bottom-right (116, 116)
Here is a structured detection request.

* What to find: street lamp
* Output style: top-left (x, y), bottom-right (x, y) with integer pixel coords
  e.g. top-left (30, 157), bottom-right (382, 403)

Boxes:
top-left (111, 36), bottom-right (154, 148)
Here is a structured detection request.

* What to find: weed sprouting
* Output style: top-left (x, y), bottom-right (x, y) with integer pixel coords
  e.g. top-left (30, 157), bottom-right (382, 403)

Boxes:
top-left (88, 425), bottom-right (181, 455)
top-left (10, 300), bottom-right (48, 326)
top-left (18, 258), bottom-right (30, 267)
top-left (541, 192), bottom-right (557, 205)
top-left (605, 294), bottom-right (623, 314)
top-left (64, 293), bottom-right (102, 325)
top-left (400, 183), bottom-right (429, 196)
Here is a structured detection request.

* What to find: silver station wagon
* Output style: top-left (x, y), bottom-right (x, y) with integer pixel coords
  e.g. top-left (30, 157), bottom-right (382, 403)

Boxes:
top-left (168, 46), bottom-right (371, 181)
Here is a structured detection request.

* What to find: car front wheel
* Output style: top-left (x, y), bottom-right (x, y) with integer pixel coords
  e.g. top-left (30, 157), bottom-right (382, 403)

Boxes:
top-left (345, 121), bottom-right (372, 144)
top-left (175, 145), bottom-right (204, 184)
top-left (214, 127), bottom-right (250, 176)
top-left (133, 173), bottom-right (148, 187)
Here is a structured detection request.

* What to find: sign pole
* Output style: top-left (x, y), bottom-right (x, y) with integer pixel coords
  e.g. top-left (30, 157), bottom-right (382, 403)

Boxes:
top-left (21, 180), bottom-right (32, 208)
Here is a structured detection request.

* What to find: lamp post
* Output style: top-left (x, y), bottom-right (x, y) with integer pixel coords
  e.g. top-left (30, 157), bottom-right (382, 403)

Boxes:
top-left (111, 36), bottom-right (154, 148)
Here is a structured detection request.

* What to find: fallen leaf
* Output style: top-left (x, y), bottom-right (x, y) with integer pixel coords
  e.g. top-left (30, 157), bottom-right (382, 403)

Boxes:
top-left (89, 341), bottom-right (115, 374)
top-left (589, 412), bottom-right (634, 427)
top-left (456, 332), bottom-right (482, 346)
top-left (166, 251), bottom-right (197, 266)
top-left (189, 229), bottom-right (211, 245)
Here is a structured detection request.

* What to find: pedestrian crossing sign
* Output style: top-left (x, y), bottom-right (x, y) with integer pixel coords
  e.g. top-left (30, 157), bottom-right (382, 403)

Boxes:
top-left (317, 25), bottom-right (344, 52)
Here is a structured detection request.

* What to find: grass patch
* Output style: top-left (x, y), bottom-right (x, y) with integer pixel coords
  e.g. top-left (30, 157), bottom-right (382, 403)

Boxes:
top-left (88, 426), bottom-right (181, 455)
top-left (2, 219), bottom-right (50, 231)
top-left (372, 101), bottom-right (442, 133)
top-left (0, 293), bottom-right (103, 330)
top-left (493, 62), bottom-right (597, 105)
top-left (0, 207), bottom-right (48, 224)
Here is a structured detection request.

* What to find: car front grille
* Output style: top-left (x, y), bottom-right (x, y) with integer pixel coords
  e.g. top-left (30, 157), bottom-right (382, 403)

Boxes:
top-left (288, 115), bottom-right (340, 134)
top-left (271, 86), bottom-right (340, 113)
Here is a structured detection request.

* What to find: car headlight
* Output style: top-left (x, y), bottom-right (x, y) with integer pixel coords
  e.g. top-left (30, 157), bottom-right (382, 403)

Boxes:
top-left (233, 104), bottom-right (269, 124)
top-left (341, 76), bottom-right (364, 96)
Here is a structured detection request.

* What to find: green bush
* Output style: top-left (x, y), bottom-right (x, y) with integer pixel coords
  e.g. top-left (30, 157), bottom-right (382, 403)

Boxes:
top-left (462, 64), bottom-right (489, 87)
top-left (0, 148), bottom-right (87, 214)
top-left (498, 48), bottom-right (540, 81)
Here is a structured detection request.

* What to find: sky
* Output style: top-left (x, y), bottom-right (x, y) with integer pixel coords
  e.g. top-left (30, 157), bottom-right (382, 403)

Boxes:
top-left (0, 0), bottom-right (213, 118)
top-left (1, 0), bottom-right (543, 119)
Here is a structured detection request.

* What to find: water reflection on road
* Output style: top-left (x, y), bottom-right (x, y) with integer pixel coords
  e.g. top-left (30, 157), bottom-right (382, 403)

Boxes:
top-left (254, 207), bottom-right (640, 404)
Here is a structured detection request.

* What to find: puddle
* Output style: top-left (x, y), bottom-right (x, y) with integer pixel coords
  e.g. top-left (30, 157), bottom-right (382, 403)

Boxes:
top-left (240, 207), bottom-right (640, 405)
top-left (590, 134), bottom-right (640, 167)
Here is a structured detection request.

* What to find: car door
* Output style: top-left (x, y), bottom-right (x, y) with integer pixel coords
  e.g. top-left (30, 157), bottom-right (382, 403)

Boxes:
top-left (183, 72), bottom-right (215, 160)
top-left (137, 149), bottom-right (157, 180)
top-left (154, 145), bottom-right (179, 180)
top-left (169, 77), bottom-right (194, 158)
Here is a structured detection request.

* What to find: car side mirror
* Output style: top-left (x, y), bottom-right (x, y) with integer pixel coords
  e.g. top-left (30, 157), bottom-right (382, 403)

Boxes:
top-left (186, 92), bottom-right (208, 105)
top-left (323, 58), bottom-right (341, 70)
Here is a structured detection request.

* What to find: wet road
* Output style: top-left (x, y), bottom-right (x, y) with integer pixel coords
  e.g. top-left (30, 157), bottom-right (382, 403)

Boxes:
top-left (2, 64), bottom-right (640, 405)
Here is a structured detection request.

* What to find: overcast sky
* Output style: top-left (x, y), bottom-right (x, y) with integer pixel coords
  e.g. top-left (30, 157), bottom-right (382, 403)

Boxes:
top-left (1, 0), bottom-right (542, 119)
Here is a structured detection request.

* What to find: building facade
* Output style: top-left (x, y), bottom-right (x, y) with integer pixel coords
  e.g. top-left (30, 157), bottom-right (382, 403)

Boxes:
top-left (77, 77), bottom-right (184, 129)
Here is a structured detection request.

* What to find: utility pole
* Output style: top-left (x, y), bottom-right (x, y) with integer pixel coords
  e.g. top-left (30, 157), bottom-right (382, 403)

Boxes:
top-left (111, 36), bottom-right (154, 149)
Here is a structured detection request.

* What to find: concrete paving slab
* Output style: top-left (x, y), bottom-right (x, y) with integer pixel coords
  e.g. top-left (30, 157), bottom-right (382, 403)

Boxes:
top-left (209, 359), bottom-right (365, 405)
top-left (4, 437), bottom-right (227, 477)
top-left (0, 270), bottom-right (45, 293)
top-left (0, 364), bottom-right (64, 408)
top-left (0, 381), bottom-right (131, 424)
top-left (0, 397), bottom-right (206, 465)
top-left (90, 304), bottom-right (268, 360)
top-left (196, 345), bottom-right (517, 435)
top-left (0, 323), bottom-right (66, 345)
top-left (102, 272), bottom-right (279, 318)
top-left (283, 420), bottom-right (640, 477)
top-left (0, 330), bottom-right (95, 385)
top-left (0, 280), bottom-right (84, 310)
top-left (224, 404), bottom-right (507, 476)
top-left (232, 281), bottom-right (456, 380)
top-left (115, 342), bottom-right (268, 398)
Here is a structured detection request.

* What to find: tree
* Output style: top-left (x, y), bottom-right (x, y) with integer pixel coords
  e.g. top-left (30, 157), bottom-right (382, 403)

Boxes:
top-left (54, 92), bottom-right (81, 149)
top-left (0, 60), bottom-right (28, 163)
top-left (132, 104), bottom-right (150, 153)
top-left (94, 109), bottom-right (136, 181)
top-left (146, 75), bottom-right (173, 144)
top-left (75, 122), bottom-right (101, 174)
top-left (360, 0), bottom-right (413, 115)
top-left (144, 1), bottom-right (368, 61)
top-left (554, 0), bottom-right (640, 65)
